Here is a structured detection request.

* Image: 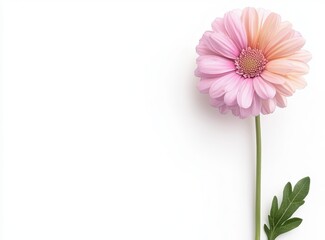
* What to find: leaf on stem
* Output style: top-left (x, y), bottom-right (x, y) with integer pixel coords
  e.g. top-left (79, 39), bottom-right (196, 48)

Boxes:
top-left (264, 176), bottom-right (310, 240)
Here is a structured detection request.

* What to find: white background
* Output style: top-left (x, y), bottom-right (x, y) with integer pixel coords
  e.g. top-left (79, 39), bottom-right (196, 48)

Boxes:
top-left (1, 0), bottom-right (324, 239)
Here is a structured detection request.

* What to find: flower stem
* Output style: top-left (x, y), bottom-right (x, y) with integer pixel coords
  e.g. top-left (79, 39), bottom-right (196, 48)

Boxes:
top-left (255, 115), bottom-right (262, 240)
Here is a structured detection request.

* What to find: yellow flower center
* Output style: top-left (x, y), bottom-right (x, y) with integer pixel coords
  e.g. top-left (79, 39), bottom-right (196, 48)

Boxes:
top-left (235, 48), bottom-right (267, 78)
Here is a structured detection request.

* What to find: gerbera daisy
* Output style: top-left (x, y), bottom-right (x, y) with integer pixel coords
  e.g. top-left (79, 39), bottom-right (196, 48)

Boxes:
top-left (195, 7), bottom-right (311, 118)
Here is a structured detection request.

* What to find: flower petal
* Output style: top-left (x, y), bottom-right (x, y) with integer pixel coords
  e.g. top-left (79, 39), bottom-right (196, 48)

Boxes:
top-left (211, 17), bottom-right (227, 33)
top-left (266, 36), bottom-right (306, 60)
top-left (253, 76), bottom-right (276, 99)
top-left (209, 72), bottom-right (237, 98)
top-left (266, 59), bottom-right (309, 75)
top-left (196, 55), bottom-right (235, 76)
top-left (223, 75), bottom-right (243, 106)
top-left (284, 50), bottom-right (312, 63)
top-left (275, 93), bottom-right (287, 108)
top-left (196, 31), bottom-right (215, 56)
top-left (286, 75), bottom-right (307, 89)
top-left (223, 10), bottom-right (247, 50)
top-left (261, 99), bottom-right (276, 114)
top-left (219, 105), bottom-right (230, 114)
top-left (258, 13), bottom-right (281, 51)
top-left (275, 83), bottom-right (294, 96)
top-left (241, 7), bottom-right (260, 48)
top-left (237, 78), bottom-right (254, 108)
top-left (209, 97), bottom-right (225, 108)
top-left (209, 32), bottom-right (240, 59)
top-left (251, 94), bottom-right (262, 115)
top-left (261, 70), bottom-right (286, 84)
top-left (239, 107), bottom-right (253, 118)
top-left (231, 107), bottom-right (240, 116)
top-left (264, 22), bottom-right (294, 55)
top-left (197, 78), bottom-right (217, 93)
top-left (224, 90), bottom-right (239, 106)
top-left (239, 93), bottom-right (262, 118)
top-left (224, 73), bottom-right (243, 92)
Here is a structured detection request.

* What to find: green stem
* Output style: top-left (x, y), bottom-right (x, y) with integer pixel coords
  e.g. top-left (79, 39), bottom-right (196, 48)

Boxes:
top-left (255, 115), bottom-right (262, 240)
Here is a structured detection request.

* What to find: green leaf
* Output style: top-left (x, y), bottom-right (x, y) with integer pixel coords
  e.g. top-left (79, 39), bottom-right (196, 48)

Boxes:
top-left (274, 218), bottom-right (302, 238)
top-left (279, 182), bottom-right (292, 209)
top-left (264, 177), bottom-right (310, 240)
top-left (292, 177), bottom-right (310, 201)
top-left (270, 196), bottom-right (278, 217)
top-left (264, 224), bottom-right (270, 236)
top-left (268, 215), bottom-right (274, 228)
top-left (275, 201), bottom-right (304, 224)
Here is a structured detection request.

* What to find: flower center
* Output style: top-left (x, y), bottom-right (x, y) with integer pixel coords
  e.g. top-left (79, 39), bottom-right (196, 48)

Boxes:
top-left (235, 48), bottom-right (267, 78)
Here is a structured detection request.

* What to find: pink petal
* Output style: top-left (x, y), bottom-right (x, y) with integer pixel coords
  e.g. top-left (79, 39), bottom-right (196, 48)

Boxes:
top-left (224, 90), bottom-right (238, 106)
top-left (258, 13), bottom-right (281, 51)
top-left (275, 83), bottom-right (295, 96)
top-left (266, 59), bottom-right (309, 75)
top-left (257, 8), bottom-right (270, 26)
top-left (211, 18), bottom-right (227, 34)
top-left (284, 50), bottom-right (312, 63)
top-left (223, 11), bottom-right (247, 50)
top-left (223, 75), bottom-right (243, 106)
top-left (251, 94), bottom-right (262, 116)
top-left (263, 22), bottom-right (294, 54)
top-left (196, 31), bottom-right (215, 56)
top-left (261, 99), bottom-right (276, 115)
top-left (237, 78), bottom-right (254, 108)
top-left (219, 105), bottom-right (229, 114)
top-left (231, 107), bottom-right (240, 117)
top-left (261, 70), bottom-right (286, 84)
top-left (224, 74), bottom-right (243, 92)
top-left (197, 78), bottom-right (217, 93)
top-left (209, 32), bottom-right (240, 59)
top-left (195, 69), bottom-right (230, 79)
top-left (253, 76), bottom-right (276, 99)
top-left (209, 97), bottom-right (225, 108)
top-left (266, 37), bottom-right (306, 60)
top-left (196, 55), bottom-right (235, 76)
top-left (286, 75), bottom-right (307, 89)
top-left (239, 93), bottom-right (262, 118)
top-left (209, 72), bottom-right (237, 98)
top-left (294, 31), bottom-right (303, 37)
top-left (241, 7), bottom-right (260, 48)
top-left (275, 93), bottom-right (287, 108)
top-left (239, 107), bottom-right (253, 118)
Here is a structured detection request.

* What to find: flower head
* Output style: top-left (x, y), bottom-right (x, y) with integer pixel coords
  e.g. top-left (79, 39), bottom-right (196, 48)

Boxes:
top-left (195, 8), bottom-right (311, 118)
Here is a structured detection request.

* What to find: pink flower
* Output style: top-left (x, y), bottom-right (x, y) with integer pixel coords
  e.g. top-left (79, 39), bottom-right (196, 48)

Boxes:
top-left (195, 8), bottom-right (311, 118)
